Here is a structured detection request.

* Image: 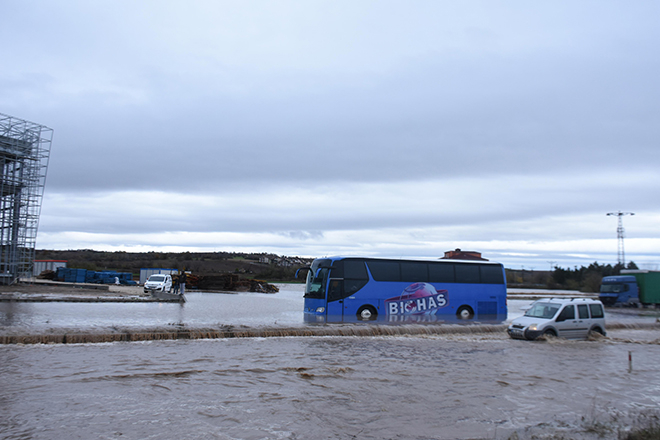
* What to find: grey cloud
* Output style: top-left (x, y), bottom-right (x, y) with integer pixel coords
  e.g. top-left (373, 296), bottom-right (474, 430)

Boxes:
top-left (3, 1), bottom-right (659, 268)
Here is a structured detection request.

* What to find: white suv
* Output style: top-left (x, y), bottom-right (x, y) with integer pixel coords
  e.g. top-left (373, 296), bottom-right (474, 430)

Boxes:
top-left (508, 298), bottom-right (606, 340)
top-left (143, 274), bottom-right (173, 294)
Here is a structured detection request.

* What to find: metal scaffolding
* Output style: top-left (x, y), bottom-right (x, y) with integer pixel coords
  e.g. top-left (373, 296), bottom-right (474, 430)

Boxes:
top-left (607, 211), bottom-right (634, 267)
top-left (0, 113), bottom-right (53, 284)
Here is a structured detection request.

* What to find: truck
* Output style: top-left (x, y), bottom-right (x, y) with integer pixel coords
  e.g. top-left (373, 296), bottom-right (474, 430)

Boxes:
top-left (599, 270), bottom-right (660, 306)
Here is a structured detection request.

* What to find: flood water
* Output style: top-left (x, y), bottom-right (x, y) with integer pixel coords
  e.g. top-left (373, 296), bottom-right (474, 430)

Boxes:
top-left (0, 285), bottom-right (304, 332)
top-left (2, 285), bottom-right (660, 439)
top-left (2, 331), bottom-right (660, 439)
top-left (1, 284), bottom-right (657, 334)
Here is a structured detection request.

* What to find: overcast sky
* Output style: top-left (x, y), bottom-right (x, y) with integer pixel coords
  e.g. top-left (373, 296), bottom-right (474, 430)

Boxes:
top-left (2, 1), bottom-right (659, 269)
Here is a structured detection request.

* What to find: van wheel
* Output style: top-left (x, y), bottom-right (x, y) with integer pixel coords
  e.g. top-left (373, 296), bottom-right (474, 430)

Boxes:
top-left (589, 327), bottom-right (604, 337)
top-left (456, 306), bottom-right (474, 320)
top-left (542, 329), bottom-right (557, 339)
top-left (357, 305), bottom-right (377, 321)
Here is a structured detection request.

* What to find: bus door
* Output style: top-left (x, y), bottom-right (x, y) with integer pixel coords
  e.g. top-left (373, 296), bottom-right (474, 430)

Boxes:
top-left (326, 277), bottom-right (345, 319)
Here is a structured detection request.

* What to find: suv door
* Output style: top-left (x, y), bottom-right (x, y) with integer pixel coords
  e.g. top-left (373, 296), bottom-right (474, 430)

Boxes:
top-left (576, 304), bottom-right (590, 338)
top-left (555, 305), bottom-right (580, 338)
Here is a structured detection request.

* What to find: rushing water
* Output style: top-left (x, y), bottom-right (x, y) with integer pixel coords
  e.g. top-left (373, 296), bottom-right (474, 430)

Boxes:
top-left (1, 331), bottom-right (660, 439)
top-left (2, 285), bottom-right (660, 438)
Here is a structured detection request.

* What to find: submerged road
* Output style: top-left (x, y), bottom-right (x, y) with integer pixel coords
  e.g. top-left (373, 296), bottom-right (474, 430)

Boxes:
top-left (1, 284), bottom-right (660, 438)
top-left (1, 284), bottom-right (659, 342)
top-left (2, 329), bottom-right (660, 439)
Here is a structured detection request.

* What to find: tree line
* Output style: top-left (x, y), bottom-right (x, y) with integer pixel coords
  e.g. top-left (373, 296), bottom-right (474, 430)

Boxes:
top-left (36, 249), bottom-right (639, 290)
top-left (35, 249), bottom-right (309, 281)
top-left (548, 261), bottom-right (638, 292)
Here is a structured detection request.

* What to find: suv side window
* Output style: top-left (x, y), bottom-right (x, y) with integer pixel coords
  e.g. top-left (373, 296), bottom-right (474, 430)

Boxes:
top-left (577, 304), bottom-right (589, 319)
top-left (589, 303), bottom-right (604, 318)
top-left (557, 305), bottom-right (575, 321)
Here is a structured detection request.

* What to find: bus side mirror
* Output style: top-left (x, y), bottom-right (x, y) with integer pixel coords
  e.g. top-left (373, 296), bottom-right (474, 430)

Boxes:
top-left (295, 267), bottom-right (311, 279)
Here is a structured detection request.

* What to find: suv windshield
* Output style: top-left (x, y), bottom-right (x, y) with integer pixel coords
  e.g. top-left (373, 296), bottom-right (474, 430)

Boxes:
top-left (525, 302), bottom-right (560, 319)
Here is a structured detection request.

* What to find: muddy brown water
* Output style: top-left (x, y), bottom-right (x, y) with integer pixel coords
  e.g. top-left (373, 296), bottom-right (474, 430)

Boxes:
top-left (2, 285), bottom-right (660, 439)
top-left (2, 330), bottom-right (659, 440)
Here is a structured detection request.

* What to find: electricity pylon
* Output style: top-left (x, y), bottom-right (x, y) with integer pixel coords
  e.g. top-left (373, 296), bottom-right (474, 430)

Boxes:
top-left (606, 211), bottom-right (634, 266)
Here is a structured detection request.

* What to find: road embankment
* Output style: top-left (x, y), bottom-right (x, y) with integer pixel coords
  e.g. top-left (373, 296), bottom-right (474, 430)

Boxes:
top-left (2, 321), bottom-right (659, 345)
top-left (0, 281), bottom-right (181, 302)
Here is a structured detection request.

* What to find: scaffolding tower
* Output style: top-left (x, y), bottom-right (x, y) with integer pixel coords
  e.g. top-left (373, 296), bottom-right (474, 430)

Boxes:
top-left (0, 113), bottom-right (53, 284)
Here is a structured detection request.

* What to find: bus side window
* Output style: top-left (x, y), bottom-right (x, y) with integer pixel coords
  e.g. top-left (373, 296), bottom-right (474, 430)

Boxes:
top-left (327, 261), bottom-right (344, 302)
top-left (344, 260), bottom-right (368, 296)
top-left (367, 261), bottom-right (401, 282)
top-left (328, 279), bottom-right (343, 302)
top-left (429, 263), bottom-right (454, 283)
top-left (480, 265), bottom-right (504, 284)
top-left (401, 262), bottom-right (428, 282)
top-left (455, 264), bottom-right (480, 283)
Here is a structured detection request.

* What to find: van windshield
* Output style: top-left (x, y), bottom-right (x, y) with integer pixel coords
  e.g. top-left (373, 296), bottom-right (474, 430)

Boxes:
top-left (149, 275), bottom-right (165, 282)
top-left (525, 302), bottom-right (560, 319)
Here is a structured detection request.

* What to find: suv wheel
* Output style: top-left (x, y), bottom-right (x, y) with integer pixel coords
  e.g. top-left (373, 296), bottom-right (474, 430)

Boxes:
top-left (542, 329), bottom-right (557, 339)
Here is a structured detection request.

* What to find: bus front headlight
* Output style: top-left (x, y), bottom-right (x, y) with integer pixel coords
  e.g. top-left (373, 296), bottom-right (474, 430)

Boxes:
top-left (316, 307), bottom-right (325, 313)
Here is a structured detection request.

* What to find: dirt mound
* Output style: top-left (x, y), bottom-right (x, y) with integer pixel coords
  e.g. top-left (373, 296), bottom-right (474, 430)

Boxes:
top-left (192, 274), bottom-right (278, 293)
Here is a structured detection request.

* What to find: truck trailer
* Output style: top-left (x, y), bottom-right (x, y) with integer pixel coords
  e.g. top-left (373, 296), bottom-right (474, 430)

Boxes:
top-left (599, 270), bottom-right (660, 306)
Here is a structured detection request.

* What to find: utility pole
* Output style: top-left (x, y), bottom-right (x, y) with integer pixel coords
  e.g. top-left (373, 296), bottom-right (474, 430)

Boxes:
top-left (606, 211), bottom-right (634, 266)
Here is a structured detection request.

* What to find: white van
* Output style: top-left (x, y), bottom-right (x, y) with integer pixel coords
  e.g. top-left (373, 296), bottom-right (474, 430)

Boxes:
top-left (144, 274), bottom-right (173, 294)
top-left (507, 298), bottom-right (606, 340)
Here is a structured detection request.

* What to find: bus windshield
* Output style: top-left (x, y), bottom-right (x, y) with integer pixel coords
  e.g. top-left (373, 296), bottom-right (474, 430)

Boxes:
top-left (525, 302), bottom-right (560, 319)
top-left (304, 259), bottom-right (330, 299)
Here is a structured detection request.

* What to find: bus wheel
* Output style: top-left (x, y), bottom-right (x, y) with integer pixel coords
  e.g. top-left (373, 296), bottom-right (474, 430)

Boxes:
top-left (357, 305), bottom-right (377, 321)
top-left (456, 306), bottom-right (474, 320)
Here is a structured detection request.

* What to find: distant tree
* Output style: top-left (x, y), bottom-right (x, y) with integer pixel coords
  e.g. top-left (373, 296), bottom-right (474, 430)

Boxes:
top-left (583, 272), bottom-right (603, 293)
top-left (552, 267), bottom-right (570, 285)
top-left (551, 261), bottom-right (621, 292)
top-left (626, 261), bottom-right (639, 270)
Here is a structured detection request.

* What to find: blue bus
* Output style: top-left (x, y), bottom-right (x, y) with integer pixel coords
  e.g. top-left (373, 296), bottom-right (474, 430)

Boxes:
top-left (302, 257), bottom-right (507, 323)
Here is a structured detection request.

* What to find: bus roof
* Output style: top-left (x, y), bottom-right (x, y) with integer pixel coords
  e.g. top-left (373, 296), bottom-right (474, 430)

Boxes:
top-left (320, 256), bottom-right (502, 265)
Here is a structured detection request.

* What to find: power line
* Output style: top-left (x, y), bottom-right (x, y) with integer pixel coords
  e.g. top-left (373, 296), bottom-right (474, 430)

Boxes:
top-left (606, 211), bottom-right (634, 266)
